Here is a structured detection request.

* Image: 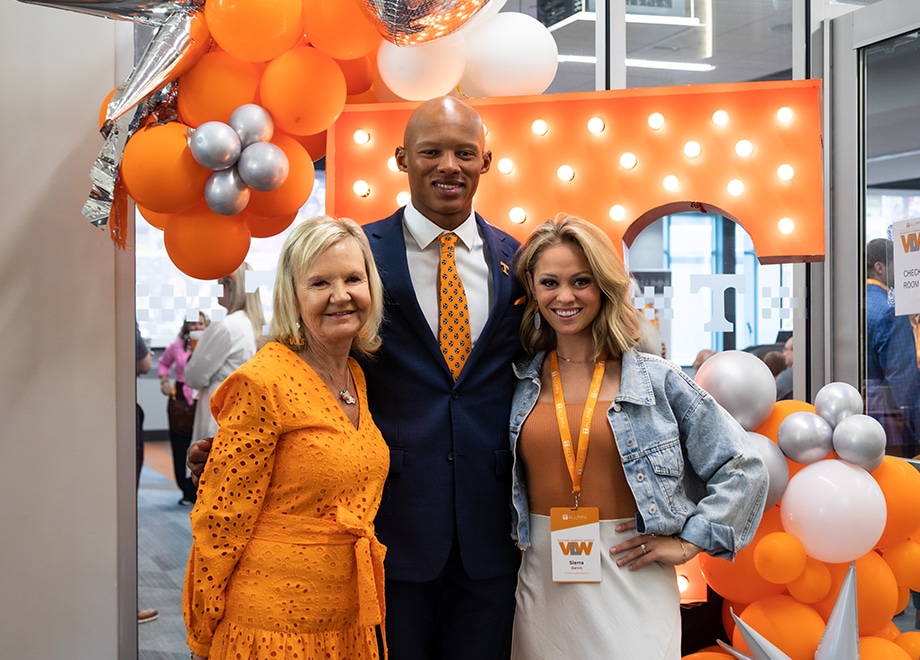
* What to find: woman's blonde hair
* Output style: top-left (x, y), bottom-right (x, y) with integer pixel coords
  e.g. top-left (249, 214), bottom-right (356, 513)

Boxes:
top-left (270, 215), bottom-right (383, 356)
top-left (515, 214), bottom-right (641, 359)
top-left (225, 262), bottom-right (264, 339)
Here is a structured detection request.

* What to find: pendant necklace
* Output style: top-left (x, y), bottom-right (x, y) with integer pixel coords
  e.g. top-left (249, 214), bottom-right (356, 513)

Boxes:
top-left (312, 356), bottom-right (356, 405)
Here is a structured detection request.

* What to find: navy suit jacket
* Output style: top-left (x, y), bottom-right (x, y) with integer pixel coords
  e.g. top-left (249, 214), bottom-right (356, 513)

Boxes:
top-left (357, 209), bottom-right (525, 582)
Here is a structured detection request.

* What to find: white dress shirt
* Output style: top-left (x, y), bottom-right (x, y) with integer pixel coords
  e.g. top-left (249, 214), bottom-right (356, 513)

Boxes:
top-left (402, 201), bottom-right (493, 346)
top-left (184, 310), bottom-right (257, 442)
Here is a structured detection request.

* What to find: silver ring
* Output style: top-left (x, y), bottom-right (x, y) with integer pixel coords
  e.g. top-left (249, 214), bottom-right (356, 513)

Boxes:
top-left (640, 543), bottom-right (647, 554)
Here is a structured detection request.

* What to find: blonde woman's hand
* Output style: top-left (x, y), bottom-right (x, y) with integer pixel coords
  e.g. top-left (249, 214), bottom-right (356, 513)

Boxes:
top-left (609, 531), bottom-right (701, 571)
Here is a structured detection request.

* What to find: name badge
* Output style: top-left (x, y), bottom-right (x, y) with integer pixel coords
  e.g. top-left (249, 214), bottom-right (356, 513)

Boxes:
top-left (550, 507), bottom-right (601, 583)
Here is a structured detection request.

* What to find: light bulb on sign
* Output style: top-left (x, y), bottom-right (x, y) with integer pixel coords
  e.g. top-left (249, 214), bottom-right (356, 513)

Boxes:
top-left (587, 117), bottom-right (605, 134)
top-left (712, 110), bottom-right (729, 127)
top-left (647, 112), bottom-right (665, 130)
top-left (353, 180), bottom-right (370, 197)
top-left (727, 179), bottom-right (744, 196)
top-left (683, 141), bottom-right (701, 158)
top-left (531, 119), bottom-right (548, 136)
top-left (609, 205), bottom-right (626, 221)
top-left (509, 207), bottom-right (527, 224)
top-left (497, 158), bottom-right (514, 174)
top-left (778, 217), bottom-right (795, 234)
top-left (396, 191), bottom-right (411, 207)
top-left (735, 140), bottom-right (753, 158)
top-left (619, 153), bottom-right (637, 170)
top-left (663, 175), bottom-right (679, 192)
top-left (352, 129), bottom-right (370, 145)
top-left (777, 164), bottom-right (795, 181)
top-left (777, 107), bottom-right (794, 125)
top-left (557, 165), bottom-right (575, 181)
top-left (387, 156), bottom-right (399, 172)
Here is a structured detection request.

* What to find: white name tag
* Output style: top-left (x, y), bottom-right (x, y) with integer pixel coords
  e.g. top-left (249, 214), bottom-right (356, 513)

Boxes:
top-left (550, 507), bottom-right (601, 583)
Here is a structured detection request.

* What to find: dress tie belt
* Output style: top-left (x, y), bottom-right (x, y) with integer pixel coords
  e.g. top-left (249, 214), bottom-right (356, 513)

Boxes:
top-left (251, 507), bottom-right (387, 631)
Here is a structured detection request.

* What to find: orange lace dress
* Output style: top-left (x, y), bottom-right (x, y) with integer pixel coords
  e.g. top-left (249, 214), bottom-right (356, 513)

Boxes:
top-left (183, 342), bottom-right (389, 660)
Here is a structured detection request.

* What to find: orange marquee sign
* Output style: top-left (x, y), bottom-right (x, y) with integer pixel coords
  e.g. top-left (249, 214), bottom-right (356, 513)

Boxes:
top-left (328, 80), bottom-right (824, 264)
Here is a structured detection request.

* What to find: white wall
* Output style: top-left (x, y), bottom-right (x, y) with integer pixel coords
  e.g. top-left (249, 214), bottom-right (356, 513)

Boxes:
top-left (0, 3), bottom-right (136, 657)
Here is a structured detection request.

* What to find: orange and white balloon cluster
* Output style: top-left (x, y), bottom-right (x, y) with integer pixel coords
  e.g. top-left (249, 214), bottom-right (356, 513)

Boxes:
top-left (110, 0), bottom-right (558, 279)
top-left (686, 351), bottom-right (920, 660)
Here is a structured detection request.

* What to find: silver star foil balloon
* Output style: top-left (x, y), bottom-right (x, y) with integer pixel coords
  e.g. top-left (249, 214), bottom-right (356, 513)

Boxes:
top-left (358, 0), bottom-right (490, 46)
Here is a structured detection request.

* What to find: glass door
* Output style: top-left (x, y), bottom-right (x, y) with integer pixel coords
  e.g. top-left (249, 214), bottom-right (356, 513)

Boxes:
top-left (826, 0), bottom-right (920, 456)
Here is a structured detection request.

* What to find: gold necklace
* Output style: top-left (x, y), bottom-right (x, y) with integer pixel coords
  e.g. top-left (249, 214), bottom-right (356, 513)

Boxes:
top-left (555, 354), bottom-right (595, 364)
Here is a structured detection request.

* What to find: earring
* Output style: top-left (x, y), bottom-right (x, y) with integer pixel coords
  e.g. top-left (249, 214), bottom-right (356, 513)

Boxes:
top-left (533, 306), bottom-right (542, 330)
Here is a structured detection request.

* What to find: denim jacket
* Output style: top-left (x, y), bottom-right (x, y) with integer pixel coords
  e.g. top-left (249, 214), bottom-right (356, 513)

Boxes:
top-left (510, 349), bottom-right (768, 560)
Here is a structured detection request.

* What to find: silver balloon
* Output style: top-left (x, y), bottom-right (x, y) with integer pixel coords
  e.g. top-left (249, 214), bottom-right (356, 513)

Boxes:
top-left (229, 104), bottom-right (274, 149)
top-left (237, 143), bottom-right (290, 192)
top-left (204, 168), bottom-right (250, 216)
top-left (814, 381), bottom-right (864, 429)
top-left (356, 0), bottom-right (492, 46)
top-left (694, 350), bottom-right (777, 431)
top-left (777, 411), bottom-right (834, 464)
top-left (188, 122), bottom-right (242, 171)
top-left (747, 432), bottom-right (789, 509)
top-left (832, 414), bottom-right (886, 471)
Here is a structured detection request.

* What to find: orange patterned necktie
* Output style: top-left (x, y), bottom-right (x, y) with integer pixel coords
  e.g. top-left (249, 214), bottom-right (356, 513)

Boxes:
top-left (437, 233), bottom-right (471, 380)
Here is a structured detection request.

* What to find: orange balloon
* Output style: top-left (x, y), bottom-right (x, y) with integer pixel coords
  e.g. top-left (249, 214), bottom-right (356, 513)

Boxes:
top-left (786, 557), bottom-right (832, 603)
top-left (177, 51), bottom-right (261, 127)
top-left (898, 586), bottom-right (912, 614)
top-left (242, 209), bottom-right (298, 239)
top-left (121, 122), bottom-right (210, 214)
top-left (880, 541), bottom-right (920, 591)
top-left (245, 133), bottom-right (314, 217)
top-left (753, 532), bottom-right (807, 584)
top-left (894, 631), bottom-right (920, 659)
top-left (204, 0), bottom-right (303, 62)
top-left (164, 203), bottom-right (251, 280)
top-left (700, 547), bottom-right (786, 604)
top-left (859, 636), bottom-right (913, 660)
top-left (291, 131), bottom-right (327, 162)
top-left (732, 595), bottom-right (825, 660)
top-left (137, 205), bottom-right (170, 231)
top-left (721, 599), bottom-right (747, 643)
top-left (99, 88), bottom-right (116, 129)
top-left (682, 653), bottom-right (732, 659)
top-left (813, 552), bottom-right (899, 635)
top-left (335, 54), bottom-right (374, 96)
top-left (873, 456), bottom-right (920, 548)
top-left (301, 0), bottom-right (380, 60)
top-left (260, 46), bottom-right (347, 136)
top-left (874, 621), bottom-right (904, 641)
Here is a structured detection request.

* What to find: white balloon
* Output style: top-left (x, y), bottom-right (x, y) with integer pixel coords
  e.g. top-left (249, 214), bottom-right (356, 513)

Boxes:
top-left (377, 33), bottom-right (467, 102)
top-left (747, 432), bottom-right (789, 509)
top-left (461, 12), bottom-right (558, 97)
top-left (780, 460), bottom-right (886, 563)
top-left (814, 381), bottom-right (863, 428)
top-left (694, 350), bottom-right (777, 431)
top-left (777, 411), bottom-right (834, 464)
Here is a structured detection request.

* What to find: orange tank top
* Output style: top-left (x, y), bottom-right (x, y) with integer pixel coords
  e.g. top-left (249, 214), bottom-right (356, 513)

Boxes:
top-left (519, 400), bottom-right (638, 520)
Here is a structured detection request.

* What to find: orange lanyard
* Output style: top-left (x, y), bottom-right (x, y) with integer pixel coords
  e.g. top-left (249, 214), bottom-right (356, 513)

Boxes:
top-left (549, 350), bottom-right (607, 508)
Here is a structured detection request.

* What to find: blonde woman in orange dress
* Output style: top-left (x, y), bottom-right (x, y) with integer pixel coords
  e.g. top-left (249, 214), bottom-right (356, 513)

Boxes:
top-left (183, 216), bottom-right (388, 660)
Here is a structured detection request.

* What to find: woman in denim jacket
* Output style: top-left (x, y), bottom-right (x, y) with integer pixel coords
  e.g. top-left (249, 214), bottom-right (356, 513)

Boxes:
top-left (508, 215), bottom-right (768, 659)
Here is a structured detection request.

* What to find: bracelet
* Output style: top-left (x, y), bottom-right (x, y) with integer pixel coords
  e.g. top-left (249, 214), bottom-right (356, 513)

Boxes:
top-left (677, 537), bottom-right (688, 563)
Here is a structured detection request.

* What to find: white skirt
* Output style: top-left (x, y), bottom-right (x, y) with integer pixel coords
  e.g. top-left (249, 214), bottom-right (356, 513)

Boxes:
top-left (511, 514), bottom-right (681, 660)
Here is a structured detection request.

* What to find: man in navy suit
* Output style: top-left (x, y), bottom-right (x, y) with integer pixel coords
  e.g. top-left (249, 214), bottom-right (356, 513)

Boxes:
top-left (189, 97), bottom-right (523, 659)
top-left (358, 97), bottom-right (523, 659)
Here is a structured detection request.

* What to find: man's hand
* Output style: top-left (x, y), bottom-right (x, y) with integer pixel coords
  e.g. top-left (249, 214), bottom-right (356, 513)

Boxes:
top-left (187, 438), bottom-right (213, 486)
